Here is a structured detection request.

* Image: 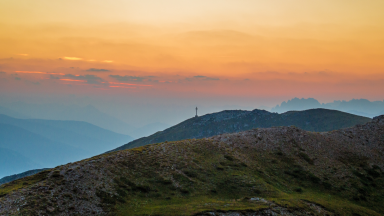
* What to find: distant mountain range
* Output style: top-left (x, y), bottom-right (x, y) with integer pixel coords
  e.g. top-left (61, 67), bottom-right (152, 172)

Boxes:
top-left (272, 98), bottom-right (384, 118)
top-left (0, 104), bottom-right (169, 138)
top-left (0, 114), bottom-right (133, 178)
top-left (111, 108), bottom-right (371, 151)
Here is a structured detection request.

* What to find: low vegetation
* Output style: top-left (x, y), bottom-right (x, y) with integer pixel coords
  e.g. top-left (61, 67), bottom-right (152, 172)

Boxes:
top-left (0, 115), bottom-right (383, 215)
top-left (113, 108), bottom-right (371, 151)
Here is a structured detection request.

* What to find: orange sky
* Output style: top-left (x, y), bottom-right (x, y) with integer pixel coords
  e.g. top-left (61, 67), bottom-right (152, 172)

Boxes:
top-left (0, 0), bottom-right (384, 102)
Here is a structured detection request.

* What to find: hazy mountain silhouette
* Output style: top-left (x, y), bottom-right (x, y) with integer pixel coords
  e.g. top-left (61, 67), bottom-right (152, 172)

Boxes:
top-left (0, 114), bottom-right (133, 155)
top-left (0, 123), bottom-right (86, 178)
top-left (272, 97), bottom-right (321, 112)
top-left (0, 114), bottom-right (133, 178)
top-left (0, 103), bottom-right (170, 138)
top-left (56, 105), bottom-right (137, 136)
top-left (0, 106), bottom-right (30, 119)
top-left (272, 98), bottom-right (384, 118)
top-left (0, 147), bottom-right (40, 178)
top-left (3, 103), bottom-right (136, 136)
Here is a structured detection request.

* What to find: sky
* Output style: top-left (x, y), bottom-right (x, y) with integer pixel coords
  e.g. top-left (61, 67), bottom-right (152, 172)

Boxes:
top-left (0, 0), bottom-right (384, 126)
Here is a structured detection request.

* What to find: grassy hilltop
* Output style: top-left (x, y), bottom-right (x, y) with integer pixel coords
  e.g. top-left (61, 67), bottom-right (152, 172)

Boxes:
top-left (0, 116), bottom-right (383, 216)
top-left (113, 108), bottom-right (371, 151)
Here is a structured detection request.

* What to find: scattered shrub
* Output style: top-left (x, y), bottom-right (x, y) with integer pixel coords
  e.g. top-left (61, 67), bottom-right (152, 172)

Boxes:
top-left (135, 185), bottom-right (151, 193)
top-left (366, 168), bottom-right (381, 178)
top-left (224, 155), bottom-right (234, 161)
top-left (322, 182), bottom-right (332, 190)
top-left (294, 187), bottom-right (303, 193)
top-left (298, 152), bottom-right (314, 165)
top-left (158, 178), bottom-right (172, 185)
top-left (216, 166), bottom-right (225, 171)
top-left (180, 188), bottom-right (189, 194)
top-left (51, 170), bottom-right (61, 178)
top-left (276, 151), bottom-right (284, 156)
top-left (184, 170), bottom-right (198, 178)
top-left (240, 162), bottom-right (248, 167)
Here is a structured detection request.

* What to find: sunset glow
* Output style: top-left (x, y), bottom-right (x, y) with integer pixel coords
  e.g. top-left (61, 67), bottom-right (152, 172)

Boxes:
top-left (0, 0), bottom-right (383, 105)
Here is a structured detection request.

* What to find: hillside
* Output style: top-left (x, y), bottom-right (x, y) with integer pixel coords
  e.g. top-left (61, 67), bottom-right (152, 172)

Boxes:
top-left (0, 169), bottom-right (49, 185)
top-left (0, 114), bottom-right (133, 178)
top-left (112, 108), bottom-right (370, 151)
top-left (0, 115), bottom-right (383, 215)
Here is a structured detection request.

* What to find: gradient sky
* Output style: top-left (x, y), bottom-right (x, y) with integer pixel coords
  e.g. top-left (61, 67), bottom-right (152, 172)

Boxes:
top-left (0, 0), bottom-right (384, 125)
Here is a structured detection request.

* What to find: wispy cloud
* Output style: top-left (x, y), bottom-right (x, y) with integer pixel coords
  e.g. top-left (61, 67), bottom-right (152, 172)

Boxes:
top-left (109, 86), bottom-right (136, 89)
top-left (15, 71), bottom-right (65, 75)
top-left (25, 80), bottom-right (40, 85)
top-left (60, 79), bottom-right (86, 82)
top-left (50, 75), bottom-right (60, 79)
top-left (17, 54), bottom-right (28, 56)
top-left (0, 71), bottom-right (6, 74)
top-left (86, 68), bottom-right (110, 72)
top-left (63, 57), bottom-right (82, 61)
top-left (109, 82), bottom-right (152, 87)
top-left (102, 60), bottom-right (113, 63)
top-left (63, 74), bottom-right (104, 84)
top-left (186, 75), bottom-right (220, 81)
top-left (109, 75), bottom-right (147, 82)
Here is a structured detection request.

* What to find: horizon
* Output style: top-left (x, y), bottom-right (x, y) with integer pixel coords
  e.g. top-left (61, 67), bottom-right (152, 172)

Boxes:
top-left (1, 1), bottom-right (384, 127)
top-left (1, 97), bottom-right (383, 129)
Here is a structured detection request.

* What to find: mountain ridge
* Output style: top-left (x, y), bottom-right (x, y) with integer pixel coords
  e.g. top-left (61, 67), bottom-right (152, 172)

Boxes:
top-left (112, 108), bottom-right (370, 152)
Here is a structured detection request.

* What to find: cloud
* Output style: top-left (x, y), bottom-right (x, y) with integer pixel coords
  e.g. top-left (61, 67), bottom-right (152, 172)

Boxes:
top-left (14, 77), bottom-right (21, 80)
top-left (15, 71), bottom-right (65, 75)
top-left (25, 81), bottom-right (40, 85)
top-left (102, 60), bottom-right (113, 63)
top-left (50, 75), bottom-right (60, 79)
top-left (86, 68), bottom-right (110, 72)
top-left (63, 74), bottom-right (104, 84)
top-left (17, 54), bottom-right (28, 56)
top-left (186, 75), bottom-right (220, 81)
top-left (109, 75), bottom-right (147, 82)
top-left (0, 71), bottom-right (6, 74)
top-left (63, 57), bottom-right (82, 61)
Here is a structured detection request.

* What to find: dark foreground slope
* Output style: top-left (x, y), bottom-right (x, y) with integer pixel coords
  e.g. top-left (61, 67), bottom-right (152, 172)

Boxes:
top-left (113, 108), bottom-right (370, 151)
top-left (1, 115), bottom-right (383, 215)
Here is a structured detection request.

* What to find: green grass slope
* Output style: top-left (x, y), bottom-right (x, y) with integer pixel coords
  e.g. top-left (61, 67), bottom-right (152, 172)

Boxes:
top-left (0, 115), bottom-right (383, 216)
top-left (0, 169), bottom-right (49, 185)
top-left (113, 108), bottom-right (371, 151)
